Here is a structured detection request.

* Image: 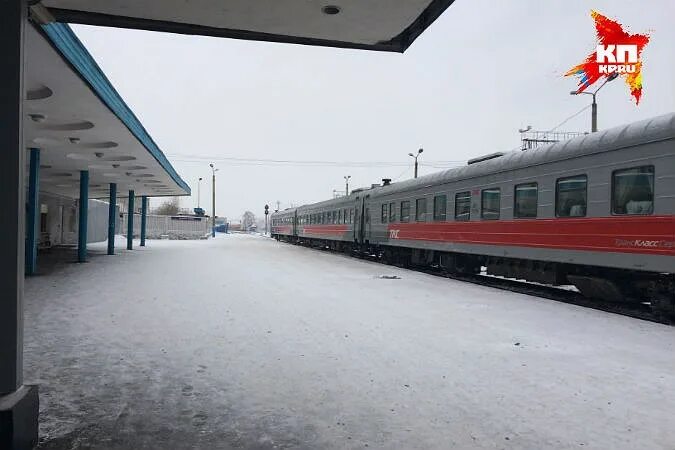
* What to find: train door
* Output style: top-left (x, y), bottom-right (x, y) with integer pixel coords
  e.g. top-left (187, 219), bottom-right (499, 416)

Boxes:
top-left (355, 195), bottom-right (370, 244)
top-left (293, 211), bottom-right (298, 236)
top-left (354, 196), bottom-right (362, 243)
top-left (363, 195), bottom-right (371, 243)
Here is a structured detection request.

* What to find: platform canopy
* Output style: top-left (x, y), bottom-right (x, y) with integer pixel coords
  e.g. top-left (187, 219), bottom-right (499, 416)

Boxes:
top-left (40, 0), bottom-right (456, 52)
top-left (24, 21), bottom-right (190, 200)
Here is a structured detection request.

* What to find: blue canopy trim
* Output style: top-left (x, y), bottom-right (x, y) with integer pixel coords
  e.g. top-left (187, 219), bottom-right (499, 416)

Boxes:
top-left (41, 22), bottom-right (191, 195)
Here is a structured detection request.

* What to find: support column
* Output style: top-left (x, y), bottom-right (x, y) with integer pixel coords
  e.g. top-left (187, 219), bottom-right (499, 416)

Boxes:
top-left (77, 171), bottom-right (89, 263)
top-left (0, 1), bottom-right (39, 449)
top-left (127, 190), bottom-right (135, 250)
top-left (25, 148), bottom-right (40, 276)
top-left (140, 196), bottom-right (148, 247)
top-left (107, 183), bottom-right (117, 255)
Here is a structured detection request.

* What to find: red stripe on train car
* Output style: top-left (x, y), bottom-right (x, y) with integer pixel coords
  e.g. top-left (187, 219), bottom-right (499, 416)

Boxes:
top-left (386, 216), bottom-right (675, 256)
top-left (303, 225), bottom-right (349, 236)
top-left (272, 226), bottom-right (294, 234)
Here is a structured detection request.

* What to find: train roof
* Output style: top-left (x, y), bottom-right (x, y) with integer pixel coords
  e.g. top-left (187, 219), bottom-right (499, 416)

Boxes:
top-left (369, 112), bottom-right (675, 199)
top-left (274, 112), bottom-right (675, 212)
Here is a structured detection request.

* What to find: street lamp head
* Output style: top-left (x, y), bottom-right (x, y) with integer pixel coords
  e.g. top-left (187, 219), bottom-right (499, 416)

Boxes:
top-left (209, 163), bottom-right (213, 168)
top-left (570, 90), bottom-right (579, 95)
top-left (408, 153), bottom-right (414, 157)
top-left (199, 177), bottom-right (203, 181)
top-left (418, 148), bottom-right (424, 154)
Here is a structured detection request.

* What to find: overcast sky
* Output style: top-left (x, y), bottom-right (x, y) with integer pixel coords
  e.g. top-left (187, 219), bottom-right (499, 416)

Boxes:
top-left (72, 0), bottom-right (674, 222)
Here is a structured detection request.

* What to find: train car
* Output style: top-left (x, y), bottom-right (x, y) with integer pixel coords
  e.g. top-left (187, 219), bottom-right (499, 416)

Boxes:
top-left (295, 196), bottom-right (356, 250)
top-left (270, 208), bottom-right (296, 239)
top-left (273, 113), bottom-right (675, 313)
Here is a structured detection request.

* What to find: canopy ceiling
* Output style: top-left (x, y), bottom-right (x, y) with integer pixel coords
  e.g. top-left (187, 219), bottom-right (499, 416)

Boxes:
top-left (25, 22), bottom-right (191, 200)
top-left (41, 0), bottom-right (456, 52)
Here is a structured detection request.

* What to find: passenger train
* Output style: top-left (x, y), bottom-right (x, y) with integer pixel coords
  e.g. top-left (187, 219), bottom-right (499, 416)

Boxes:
top-left (272, 113), bottom-right (675, 315)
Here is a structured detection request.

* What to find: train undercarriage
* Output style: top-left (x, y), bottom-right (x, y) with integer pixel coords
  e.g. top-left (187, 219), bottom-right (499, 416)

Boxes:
top-left (274, 234), bottom-right (675, 318)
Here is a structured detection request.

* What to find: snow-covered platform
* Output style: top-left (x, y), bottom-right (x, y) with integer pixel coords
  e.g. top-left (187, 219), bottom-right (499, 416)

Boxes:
top-left (25, 234), bottom-right (675, 449)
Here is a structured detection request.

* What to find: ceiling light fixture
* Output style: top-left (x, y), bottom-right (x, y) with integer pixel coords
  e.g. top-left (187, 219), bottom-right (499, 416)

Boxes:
top-left (29, 113), bottom-right (46, 123)
top-left (322, 5), bottom-right (341, 15)
top-left (69, 137), bottom-right (80, 144)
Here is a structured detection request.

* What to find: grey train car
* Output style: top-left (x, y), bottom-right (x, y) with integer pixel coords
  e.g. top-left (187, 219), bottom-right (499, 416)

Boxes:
top-left (272, 113), bottom-right (675, 313)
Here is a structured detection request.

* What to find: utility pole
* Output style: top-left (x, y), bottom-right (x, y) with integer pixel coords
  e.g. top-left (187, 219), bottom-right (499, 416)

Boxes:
top-left (408, 148), bottom-right (423, 178)
top-left (344, 175), bottom-right (351, 196)
top-left (276, 200), bottom-right (280, 212)
top-left (209, 164), bottom-right (218, 237)
top-left (197, 177), bottom-right (202, 208)
top-left (570, 72), bottom-right (618, 132)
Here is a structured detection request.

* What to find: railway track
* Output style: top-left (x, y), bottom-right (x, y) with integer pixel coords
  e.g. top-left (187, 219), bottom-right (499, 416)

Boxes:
top-left (298, 242), bottom-right (674, 326)
top-left (429, 268), bottom-right (672, 326)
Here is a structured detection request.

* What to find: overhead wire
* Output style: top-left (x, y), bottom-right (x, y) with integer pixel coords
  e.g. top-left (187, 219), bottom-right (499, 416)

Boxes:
top-left (546, 104), bottom-right (591, 132)
top-left (168, 107), bottom-right (591, 172)
top-left (167, 154), bottom-right (467, 168)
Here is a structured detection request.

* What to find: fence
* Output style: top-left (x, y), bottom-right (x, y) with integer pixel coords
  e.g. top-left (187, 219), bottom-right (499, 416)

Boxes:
top-left (121, 213), bottom-right (210, 240)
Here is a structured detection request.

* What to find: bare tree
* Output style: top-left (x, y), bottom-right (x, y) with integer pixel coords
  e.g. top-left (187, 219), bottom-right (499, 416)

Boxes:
top-left (242, 211), bottom-right (256, 230)
top-left (154, 197), bottom-right (180, 216)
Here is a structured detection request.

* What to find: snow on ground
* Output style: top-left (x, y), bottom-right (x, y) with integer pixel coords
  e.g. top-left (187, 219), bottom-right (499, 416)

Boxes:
top-left (24, 234), bottom-right (675, 449)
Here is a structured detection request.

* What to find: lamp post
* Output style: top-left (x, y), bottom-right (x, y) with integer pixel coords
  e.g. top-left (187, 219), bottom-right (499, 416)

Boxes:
top-left (408, 148), bottom-right (423, 179)
top-left (209, 164), bottom-right (218, 237)
top-left (570, 73), bottom-right (619, 133)
top-left (344, 175), bottom-right (351, 196)
top-left (197, 177), bottom-right (203, 208)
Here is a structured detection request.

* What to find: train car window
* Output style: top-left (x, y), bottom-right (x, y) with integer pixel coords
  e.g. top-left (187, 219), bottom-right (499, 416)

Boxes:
top-left (400, 201), bottom-right (410, 222)
top-left (415, 198), bottom-right (427, 222)
top-left (433, 195), bottom-right (447, 221)
top-left (612, 166), bottom-right (654, 215)
top-left (455, 191), bottom-right (471, 221)
top-left (381, 204), bottom-right (388, 223)
top-left (365, 208), bottom-right (370, 224)
top-left (556, 176), bottom-right (587, 217)
top-left (350, 209), bottom-right (354, 224)
top-left (481, 188), bottom-right (500, 220)
top-left (389, 202), bottom-right (396, 222)
top-left (334, 210), bottom-right (338, 224)
top-left (514, 183), bottom-right (538, 218)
